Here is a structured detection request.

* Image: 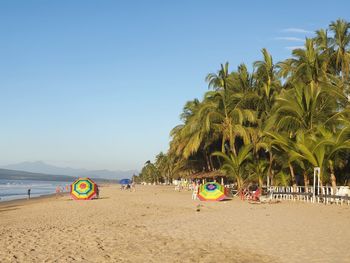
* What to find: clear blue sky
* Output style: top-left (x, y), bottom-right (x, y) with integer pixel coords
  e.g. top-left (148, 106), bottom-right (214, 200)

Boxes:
top-left (0, 0), bottom-right (349, 170)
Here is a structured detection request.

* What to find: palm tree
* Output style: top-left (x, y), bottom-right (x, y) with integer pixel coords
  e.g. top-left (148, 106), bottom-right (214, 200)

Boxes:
top-left (266, 131), bottom-right (299, 189)
top-left (272, 81), bottom-right (340, 135)
top-left (205, 64), bottom-right (256, 155)
top-left (213, 145), bottom-right (252, 189)
top-left (141, 161), bottom-right (159, 183)
top-left (206, 62), bottom-right (233, 92)
top-left (317, 127), bottom-right (350, 192)
top-left (283, 127), bottom-right (350, 190)
top-left (247, 159), bottom-right (268, 188)
top-left (169, 99), bottom-right (205, 159)
top-left (314, 29), bottom-right (336, 75)
top-left (251, 49), bottom-right (281, 186)
top-left (315, 29), bottom-right (333, 53)
top-left (169, 98), bottom-right (221, 171)
top-left (254, 48), bottom-right (281, 116)
top-left (155, 152), bottom-right (169, 183)
top-left (329, 19), bottom-right (350, 82)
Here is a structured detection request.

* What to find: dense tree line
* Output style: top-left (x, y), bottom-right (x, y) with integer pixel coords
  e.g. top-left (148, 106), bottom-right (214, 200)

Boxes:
top-left (136, 19), bottom-right (350, 191)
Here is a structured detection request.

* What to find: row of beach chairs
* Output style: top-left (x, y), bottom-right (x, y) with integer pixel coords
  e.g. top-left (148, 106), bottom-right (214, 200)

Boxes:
top-left (268, 186), bottom-right (350, 205)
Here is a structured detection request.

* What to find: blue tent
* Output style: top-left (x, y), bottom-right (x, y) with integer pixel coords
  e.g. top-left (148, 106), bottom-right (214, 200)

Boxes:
top-left (119, 179), bottom-right (131, 185)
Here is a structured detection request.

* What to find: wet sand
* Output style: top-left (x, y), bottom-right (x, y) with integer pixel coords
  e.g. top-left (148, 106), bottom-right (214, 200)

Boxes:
top-left (0, 185), bottom-right (349, 262)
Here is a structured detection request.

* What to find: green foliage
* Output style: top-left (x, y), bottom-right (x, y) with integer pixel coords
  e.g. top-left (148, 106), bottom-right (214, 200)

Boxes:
top-left (141, 19), bottom-right (350, 187)
top-left (213, 145), bottom-right (252, 189)
top-left (274, 171), bottom-right (291, 187)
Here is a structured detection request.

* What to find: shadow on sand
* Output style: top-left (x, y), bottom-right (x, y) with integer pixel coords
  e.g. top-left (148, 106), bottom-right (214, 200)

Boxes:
top-left (0, 204), bottom-right (21, 213)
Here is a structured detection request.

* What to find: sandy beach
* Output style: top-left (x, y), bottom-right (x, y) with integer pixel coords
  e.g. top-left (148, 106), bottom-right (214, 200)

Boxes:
top-left (0, 185), bottom-right (349, 263)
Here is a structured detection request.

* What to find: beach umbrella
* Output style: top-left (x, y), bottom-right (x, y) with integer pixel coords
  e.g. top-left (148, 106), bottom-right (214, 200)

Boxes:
top-left (198, 182), bottom-right (226, 201)
top-left (70, 177), bottom-right (97, 200)
top-left (119, 179), bottom-right (131, 185)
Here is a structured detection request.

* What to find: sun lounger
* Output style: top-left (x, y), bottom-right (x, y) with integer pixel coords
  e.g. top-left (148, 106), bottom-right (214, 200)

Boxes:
top-left (317, 194), bottom-right (350, 205)
top-left (270, 190), bottom-right (312, 202)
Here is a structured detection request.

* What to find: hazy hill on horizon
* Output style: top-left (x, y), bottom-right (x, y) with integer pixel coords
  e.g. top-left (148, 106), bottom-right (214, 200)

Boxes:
top-left (0, 168), bottom-right (75, 182)
top-left (0, 168), bottom-right (120, 183)
top-left (1, 161), bottom-right (137, 180)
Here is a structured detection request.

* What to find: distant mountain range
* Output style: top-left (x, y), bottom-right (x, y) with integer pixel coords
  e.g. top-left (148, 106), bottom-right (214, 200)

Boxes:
top-left (1, 161), bottom-right (138, 180)
top-left (0, 168), bottom-right (75, 182)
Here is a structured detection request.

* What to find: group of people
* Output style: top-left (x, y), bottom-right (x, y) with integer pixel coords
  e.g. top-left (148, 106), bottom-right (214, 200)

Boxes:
top-left (174, 179), bottom-right (201, 192)
top-left (240, 185), bottom-right (261, 201)
top-left (173, 180), bottom-right (202, 200)
top-left (120, 182), bottom-right (136, 191)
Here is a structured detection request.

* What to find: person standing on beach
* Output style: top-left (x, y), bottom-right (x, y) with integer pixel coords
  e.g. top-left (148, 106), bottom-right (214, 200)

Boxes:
top-left (27, 188), bottom-right (31, 199)
top-left (96, 185), bottom-right (99, 199)
top-left (56, 186), bottom-right (61, 198)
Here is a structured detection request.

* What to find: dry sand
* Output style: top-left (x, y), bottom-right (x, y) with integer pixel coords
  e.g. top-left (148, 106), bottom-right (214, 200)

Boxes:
top-left (0, 185), bottom-right (349, 263)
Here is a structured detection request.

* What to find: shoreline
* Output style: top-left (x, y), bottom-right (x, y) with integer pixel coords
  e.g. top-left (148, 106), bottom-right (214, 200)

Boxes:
top-left (0, 192), bottom-right (70, 208)
top-left (0, 181), bottom-right (113, 204)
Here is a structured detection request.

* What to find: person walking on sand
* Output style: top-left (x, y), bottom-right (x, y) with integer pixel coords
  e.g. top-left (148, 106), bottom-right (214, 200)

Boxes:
top-left (27, 188), bottom-right (31, 199)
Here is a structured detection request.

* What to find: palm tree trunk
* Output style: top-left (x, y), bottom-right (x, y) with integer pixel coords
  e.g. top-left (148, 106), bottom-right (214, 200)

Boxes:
top-left (204, 151), bottom-right (212, 171)
top-left (209, 155), bottom-right (215, 171)
top-left (268, 151), bottom-right (274, 186)
top-left (303, 171), bottom-right (309, 192)
top-left (329, 160), bottom-right (337, 195)
top-left (289, 162), bottom-right (297, 191)
top-left (221, 137), bottom-right (225, 153)
top-left (225, 116), bottom-right (237, 156)
top-left (258, 176), bottom-right (263, 189)
top-left (229, 126), bottom-right (236, 156)
top-left (270, 169), bottom-right (274, 186)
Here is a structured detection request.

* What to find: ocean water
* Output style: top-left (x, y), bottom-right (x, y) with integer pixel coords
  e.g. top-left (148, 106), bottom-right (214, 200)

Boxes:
top-left (0, 179), bottom-right (72, 202)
